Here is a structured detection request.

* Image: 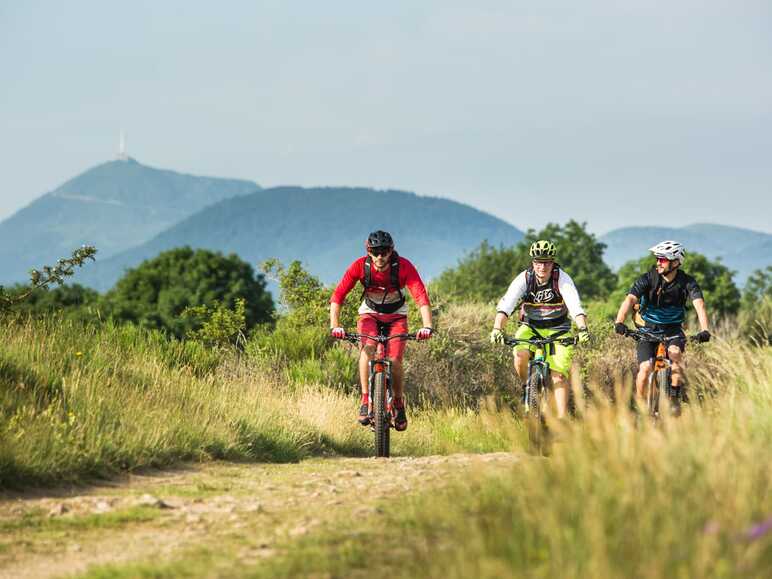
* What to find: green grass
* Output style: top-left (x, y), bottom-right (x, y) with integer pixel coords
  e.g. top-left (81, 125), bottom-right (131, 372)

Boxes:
top-left (78, 548), bottom-right (224, 579)
top-left (236, 341), bottom-right (772, 579)
top-left (7, 307), bottom-right (769, 578)
top-left (0, 506), bottom-right (161, 534)
top-left (0, 505), bottom-right (162, 558)
top-left (0, 315), bottom-right (521, 488)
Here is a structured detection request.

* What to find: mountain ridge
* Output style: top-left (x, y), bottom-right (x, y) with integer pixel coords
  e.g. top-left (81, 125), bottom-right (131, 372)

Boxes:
top-left (600, 223), bottom-right (771, 283)
top-left (76, 185), bottom-right (525, 291)
top-left (0, 159), bottom-right (260, 285)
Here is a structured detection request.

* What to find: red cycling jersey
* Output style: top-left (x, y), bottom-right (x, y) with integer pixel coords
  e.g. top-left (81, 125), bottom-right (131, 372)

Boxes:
top-left (330, 256), bottom-right (430, 308)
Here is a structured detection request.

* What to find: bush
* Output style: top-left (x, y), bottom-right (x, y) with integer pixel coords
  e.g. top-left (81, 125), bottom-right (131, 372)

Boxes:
top-left (738, 295), bottom-right (772, 346)
top-left (742, 266), bottom-right (772, 310)
top-left (182, 298), bottom-right (247, 349)
top-left (403, 302), bottom-right (519, 407)
top-left (105, 247), bottom-right (273, 338)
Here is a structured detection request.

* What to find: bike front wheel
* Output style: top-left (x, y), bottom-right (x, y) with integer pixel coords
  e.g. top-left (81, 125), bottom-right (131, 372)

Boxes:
top-left (524, 366), bottom-right (547, 454)
top-left (648, 368), bottom-right (669, 418)
top-left (373, 370), bottom-right (390, 458)
top-left (524, 368), bottom-right (543, 418)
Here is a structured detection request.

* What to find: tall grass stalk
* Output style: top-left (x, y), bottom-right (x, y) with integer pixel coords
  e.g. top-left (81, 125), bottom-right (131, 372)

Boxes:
top-left (255, 340), bottom-right (772, 578)
top-left (0, 316), bottom-right (521, 488)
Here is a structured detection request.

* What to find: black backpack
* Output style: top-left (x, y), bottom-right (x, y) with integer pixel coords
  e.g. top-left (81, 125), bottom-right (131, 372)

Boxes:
top-left (635, 269), bottom-right (691, 328)
top-left (643, 267), bottom-right (689, 310)
top-left (524, 263), bottom-right (562, 299)
top-left (519, 264), bottom-right (562, 322)
top-left (362, 252), bottom-right (405, 314)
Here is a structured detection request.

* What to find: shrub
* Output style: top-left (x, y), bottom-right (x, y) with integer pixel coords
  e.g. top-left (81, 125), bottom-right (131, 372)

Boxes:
top-left (182, 298), bottom-right (247, 349)
top-left (105, 247), bottom-right (273, 338)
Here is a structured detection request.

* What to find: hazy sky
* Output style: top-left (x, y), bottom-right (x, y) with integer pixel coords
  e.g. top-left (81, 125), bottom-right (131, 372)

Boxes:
top-left (2, 1), bottom-right (771, 233)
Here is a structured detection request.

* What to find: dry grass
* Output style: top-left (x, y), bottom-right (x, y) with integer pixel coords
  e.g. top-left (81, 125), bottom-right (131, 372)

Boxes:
top-left (252, 338), bottom-right (772, 578)
top-left (0, 315), bottom-right (523, 488)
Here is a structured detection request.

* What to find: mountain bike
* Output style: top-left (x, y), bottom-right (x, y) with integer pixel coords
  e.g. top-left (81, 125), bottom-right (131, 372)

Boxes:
top-left (343, 330), bottom-right (418, 458)
top-left (501, 328), bottom-right (579, 422)
top-left (625, 327), bottom-right (700, 418)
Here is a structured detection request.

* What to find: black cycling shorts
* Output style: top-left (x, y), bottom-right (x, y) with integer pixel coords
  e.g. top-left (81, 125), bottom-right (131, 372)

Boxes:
top-left (636, 324), bottom-right (686, 364)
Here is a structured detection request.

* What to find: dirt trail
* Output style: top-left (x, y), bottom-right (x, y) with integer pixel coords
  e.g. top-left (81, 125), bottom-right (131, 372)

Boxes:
top-left (0, 453), bottom-right (520, 578)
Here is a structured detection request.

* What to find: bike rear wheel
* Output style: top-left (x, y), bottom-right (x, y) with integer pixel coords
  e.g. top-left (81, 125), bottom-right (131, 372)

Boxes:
top-left (373, 370), bottom-right (390, 458)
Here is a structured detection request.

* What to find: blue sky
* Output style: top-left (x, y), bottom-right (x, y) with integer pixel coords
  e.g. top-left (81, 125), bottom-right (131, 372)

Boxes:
top-left (2, 1), bottom-right (771, 233)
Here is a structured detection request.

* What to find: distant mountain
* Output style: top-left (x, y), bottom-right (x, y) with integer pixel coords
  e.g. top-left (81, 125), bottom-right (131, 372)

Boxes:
top-left (0, 158), bottom-right (259, 285)
top-left (600, 223), bottom-right (772, 283)
top-left (77, 186), bottom-right (525, 291)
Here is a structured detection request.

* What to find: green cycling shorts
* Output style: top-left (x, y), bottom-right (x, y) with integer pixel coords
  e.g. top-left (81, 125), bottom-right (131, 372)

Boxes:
top-left (513, 324), bottom-right (574, 378)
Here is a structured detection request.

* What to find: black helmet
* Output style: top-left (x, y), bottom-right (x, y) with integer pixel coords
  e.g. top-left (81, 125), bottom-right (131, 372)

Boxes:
top-left (366, 230), bottom-right (394, 250)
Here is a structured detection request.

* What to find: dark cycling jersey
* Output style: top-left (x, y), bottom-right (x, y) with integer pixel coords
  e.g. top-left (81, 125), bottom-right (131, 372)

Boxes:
top-left (629, 269), bottom-right (703, 325)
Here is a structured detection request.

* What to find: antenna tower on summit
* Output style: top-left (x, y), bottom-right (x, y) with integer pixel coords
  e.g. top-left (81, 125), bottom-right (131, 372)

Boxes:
top-left (117, 130), bottom-right (128, 161)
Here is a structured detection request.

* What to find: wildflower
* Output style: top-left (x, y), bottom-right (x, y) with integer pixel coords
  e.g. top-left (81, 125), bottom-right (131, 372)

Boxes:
top-left (745, 517), bottom-right (772, 542)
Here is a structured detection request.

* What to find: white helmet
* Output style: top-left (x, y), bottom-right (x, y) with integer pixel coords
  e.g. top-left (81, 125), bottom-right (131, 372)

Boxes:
top-left (649, 240), bottom-right (685, 261)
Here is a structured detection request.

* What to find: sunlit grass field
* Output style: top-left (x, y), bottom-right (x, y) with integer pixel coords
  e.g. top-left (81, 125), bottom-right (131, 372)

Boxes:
top-left (0, 314), bottom-right (522, 488)
top-left (2, 307), bottom-right (770, 577)
top-left (247, 339), bottom-right (772, 578)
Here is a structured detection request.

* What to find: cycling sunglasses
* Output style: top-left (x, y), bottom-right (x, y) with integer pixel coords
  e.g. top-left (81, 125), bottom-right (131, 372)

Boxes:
top-left (369, 247), bottom-right (392, 257)
top-left (655, 257), bottom-right (671, 264)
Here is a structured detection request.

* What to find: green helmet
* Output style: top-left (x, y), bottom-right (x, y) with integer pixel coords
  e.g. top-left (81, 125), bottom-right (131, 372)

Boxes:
top-left (529, 240), bottom-right (557, 260)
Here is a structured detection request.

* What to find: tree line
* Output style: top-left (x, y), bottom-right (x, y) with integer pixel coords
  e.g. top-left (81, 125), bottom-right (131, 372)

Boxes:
top-left (4, 222), bottom-right (770, 340)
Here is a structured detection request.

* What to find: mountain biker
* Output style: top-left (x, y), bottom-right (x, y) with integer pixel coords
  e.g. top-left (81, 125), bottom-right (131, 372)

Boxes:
top-left (329, 230), bottom-right (433, 431)
top-left (490, 240), bottom-right (589, 418)
top-left (613, 240), bottom-right (711, 401)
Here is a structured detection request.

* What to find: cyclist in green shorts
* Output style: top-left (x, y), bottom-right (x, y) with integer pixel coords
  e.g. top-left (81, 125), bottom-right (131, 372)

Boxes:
top-left (490, 240), bottom-right (589, 418)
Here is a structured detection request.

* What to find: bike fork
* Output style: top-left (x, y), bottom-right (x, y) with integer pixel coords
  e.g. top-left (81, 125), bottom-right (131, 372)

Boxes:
top-left (368, 359), bottom-right (393, 415)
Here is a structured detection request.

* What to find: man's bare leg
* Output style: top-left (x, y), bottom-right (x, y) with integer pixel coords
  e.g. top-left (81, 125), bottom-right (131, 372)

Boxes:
top-left (390, 358), bottom-right (404, 400)
top-left (636, 360), bottom-right (653, 400)
top-left (515, 349), bottom-right (530, 383)
top-left (668, 346), bottom-right (684, 387)
top-left (359, 346), bottom-right (375, 396)
top-left (551, 372), bottom-right (569, 419)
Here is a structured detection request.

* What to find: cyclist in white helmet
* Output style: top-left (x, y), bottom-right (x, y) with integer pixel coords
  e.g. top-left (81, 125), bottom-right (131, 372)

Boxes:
top-left (613, 240), bottom-right (711, 402)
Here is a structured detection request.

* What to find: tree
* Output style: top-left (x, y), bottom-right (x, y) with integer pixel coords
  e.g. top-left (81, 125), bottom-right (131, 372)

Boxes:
top-left (261, 258), bottom-right (357, 330)
top-left (431, 241), bottom-right (525, 303)
top-left (432, 220), bottom-right (614, 303)
top-left (9, 283), bottom-right (99, 317)
top-left (105, 247), bottom-right (273, 337)
top-left (612, 252), bottom-right (741, 318)
top-left (0, 246), bottom-right (97, 310)
top-left (742, 266), bottom-right (772, 310)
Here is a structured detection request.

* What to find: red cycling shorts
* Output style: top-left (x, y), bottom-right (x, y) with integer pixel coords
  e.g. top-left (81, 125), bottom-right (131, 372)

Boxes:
top-left (356, 313), bottom-right (409, 360)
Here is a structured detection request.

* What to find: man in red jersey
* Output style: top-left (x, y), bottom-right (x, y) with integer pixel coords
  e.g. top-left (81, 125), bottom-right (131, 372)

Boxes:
top-left (329, 230), bottom-right (433, 431)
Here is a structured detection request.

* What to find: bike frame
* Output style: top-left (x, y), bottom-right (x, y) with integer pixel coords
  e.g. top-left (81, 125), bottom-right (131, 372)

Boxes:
top-left (502, 326), bottom-right (578, 415)
top-left (626, 327), bottom-right (698, 417)
top-left (343, 328), bottom-right (417, 457)
top-left (349, 333), bottom-right (413, 410)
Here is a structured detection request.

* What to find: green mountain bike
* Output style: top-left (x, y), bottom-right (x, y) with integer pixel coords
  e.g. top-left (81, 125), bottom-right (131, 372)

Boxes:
top-left (502, 329), bottom-right (578, 421)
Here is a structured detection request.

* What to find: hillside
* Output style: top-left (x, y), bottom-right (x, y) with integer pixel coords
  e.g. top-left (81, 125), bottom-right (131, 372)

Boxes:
top-left (0, 158), bottom-right (259, 285)
top-left (76, 186), bottom-right (524, 291)
top-left (600, 223), bottom-right (772, 283)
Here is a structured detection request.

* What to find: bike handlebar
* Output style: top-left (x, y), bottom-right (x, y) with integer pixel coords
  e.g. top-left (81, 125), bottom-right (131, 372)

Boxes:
top-left (623, 328), bottom-right (700, 344)
top-left (502, 335), bottom-right (578, 347)
top-left (340, 332), bottom-right (418, 344)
